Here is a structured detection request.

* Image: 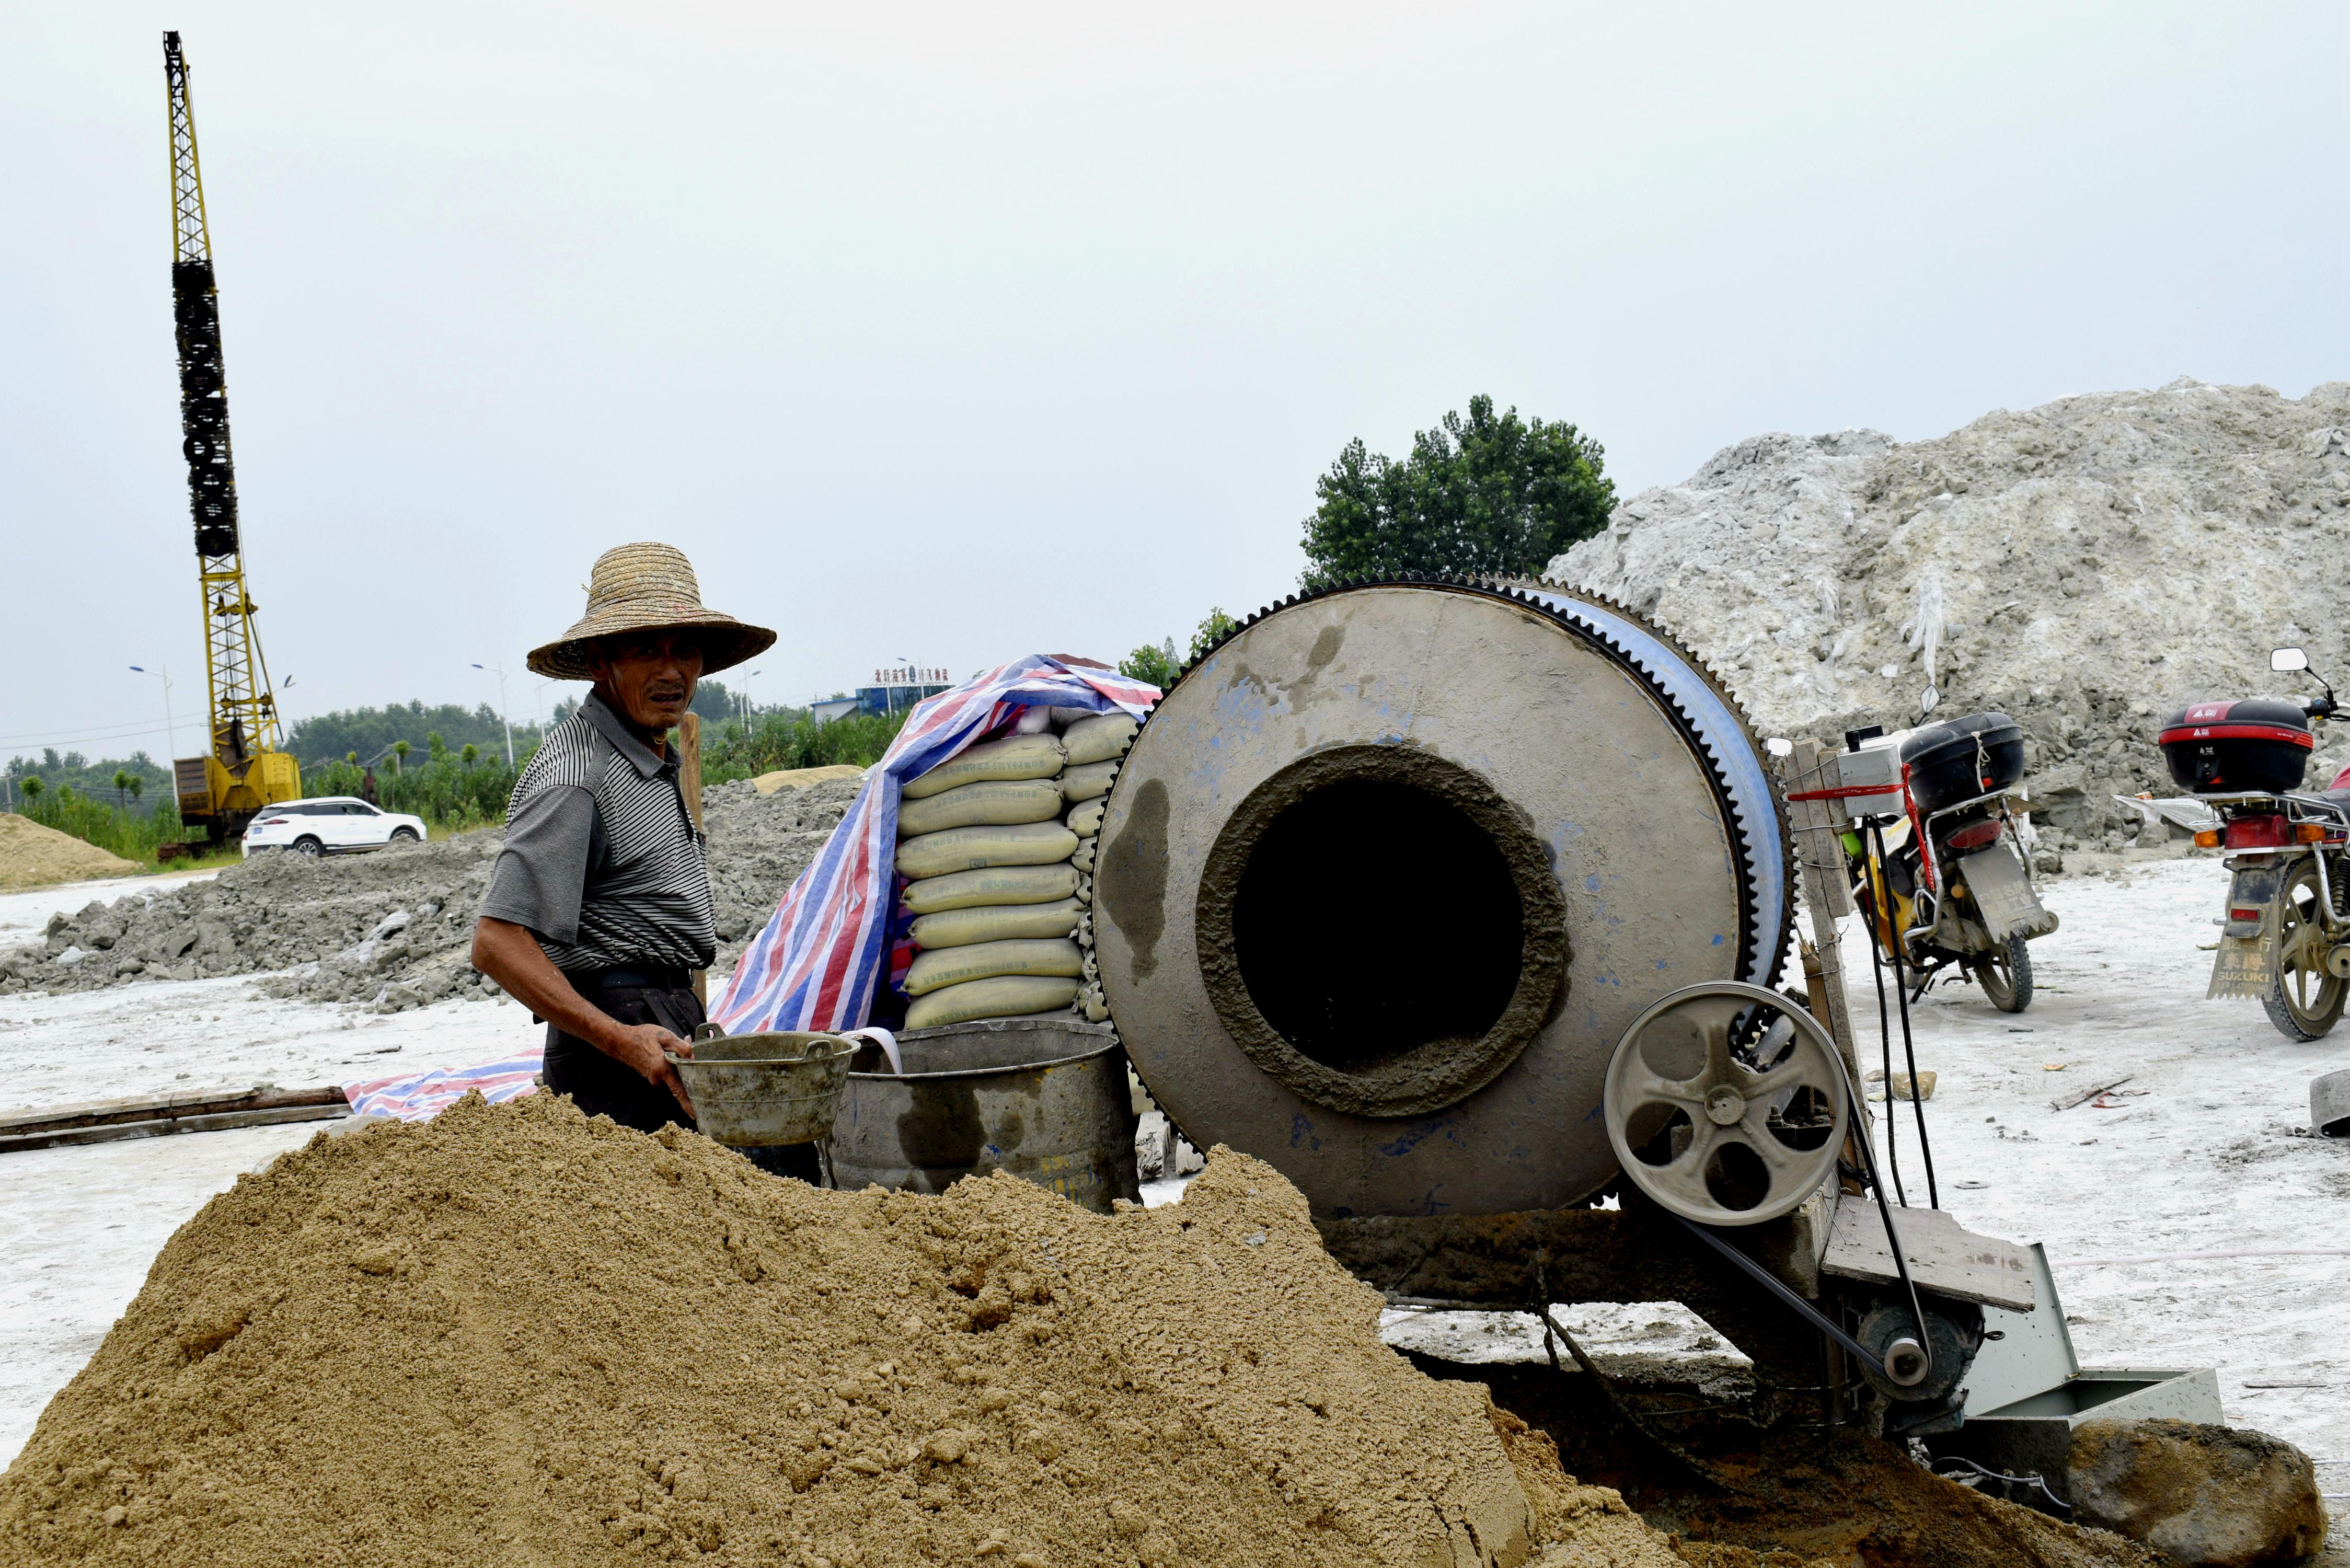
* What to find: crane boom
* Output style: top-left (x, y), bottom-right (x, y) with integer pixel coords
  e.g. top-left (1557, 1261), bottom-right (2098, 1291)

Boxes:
top-left (162, 31), bottom-right (296, 839)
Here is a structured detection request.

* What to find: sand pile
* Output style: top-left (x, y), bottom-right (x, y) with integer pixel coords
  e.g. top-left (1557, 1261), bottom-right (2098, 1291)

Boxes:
top-left (1549, 379), bottom-right (2350, 859)
top-left (0, 816), bottom-right (140, 892)
top-left (0, 777), bottom-right (859, 1007)
top-left (0, 1093), bottom-right (1697, 1567)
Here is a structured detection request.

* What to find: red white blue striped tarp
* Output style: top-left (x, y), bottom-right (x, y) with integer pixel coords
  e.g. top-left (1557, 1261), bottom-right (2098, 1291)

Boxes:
top-left (710, 655), bottom-right (1159, 1034)
top-left (342, 1047), bottom-right (544, 1122)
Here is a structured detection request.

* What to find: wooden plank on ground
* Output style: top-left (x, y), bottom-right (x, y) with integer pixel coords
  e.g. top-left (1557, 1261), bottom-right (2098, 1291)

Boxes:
top-left (0, 1085), bottom-right (347, 1138)
top-left (1820, 1197), bottom-right (2037, 1312)
top-left (0, 1101), bottom-right (351, 1155)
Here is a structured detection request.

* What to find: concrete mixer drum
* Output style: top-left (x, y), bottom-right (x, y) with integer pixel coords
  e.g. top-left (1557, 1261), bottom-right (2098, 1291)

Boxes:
top-left (1092, 579), bottom-right (1794, 1218)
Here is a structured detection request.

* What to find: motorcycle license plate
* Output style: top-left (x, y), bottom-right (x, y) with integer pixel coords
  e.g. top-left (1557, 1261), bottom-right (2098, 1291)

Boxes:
top-left (2222, 864), bottom-right (2280, 939)
top-left (2208, 864), bottom-right (2282, 1000)
top-left (1956, 843), bottom-right (2046, 940)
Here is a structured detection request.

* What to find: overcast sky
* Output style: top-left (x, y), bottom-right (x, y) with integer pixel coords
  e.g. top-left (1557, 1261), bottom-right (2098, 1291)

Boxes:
top-left (4, 3), bottom-right (2343, 763)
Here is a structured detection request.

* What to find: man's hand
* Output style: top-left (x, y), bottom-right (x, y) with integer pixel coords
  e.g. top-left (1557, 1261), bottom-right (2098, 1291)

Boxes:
top-left (614, 1022), bottom-right (696, 1119)
top-left (470, 917), bottom-right (699, 1119)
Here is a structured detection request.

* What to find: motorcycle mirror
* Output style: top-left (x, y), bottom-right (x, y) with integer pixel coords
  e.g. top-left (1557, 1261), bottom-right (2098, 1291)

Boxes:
top-left (2272, 647), bottom-right (2309, 673)
top-left (1920, 685), bottom-right (1941, 716)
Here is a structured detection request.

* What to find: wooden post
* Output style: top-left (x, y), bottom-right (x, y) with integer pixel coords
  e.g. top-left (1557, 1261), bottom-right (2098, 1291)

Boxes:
top-left (1783, 740), bottom-right (1860, 1086)
top-left (678, 712), bottom-right (708, 1007)
top-left (1782, 740), bottom-right (1876, 1425)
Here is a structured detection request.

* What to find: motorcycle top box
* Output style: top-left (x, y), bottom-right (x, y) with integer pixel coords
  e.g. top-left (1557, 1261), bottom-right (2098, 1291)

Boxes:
top-left (2158, 699), bottom-right (2314, 794)
top-left (1899, 711), bottom-right (2026, 815)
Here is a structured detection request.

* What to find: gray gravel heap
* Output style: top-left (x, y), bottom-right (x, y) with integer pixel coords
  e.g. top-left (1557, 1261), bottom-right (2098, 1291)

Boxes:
top-left (0, 776), bottom-right (861, 1011)
top-left (1549, 378), bottom-right (2350, 862)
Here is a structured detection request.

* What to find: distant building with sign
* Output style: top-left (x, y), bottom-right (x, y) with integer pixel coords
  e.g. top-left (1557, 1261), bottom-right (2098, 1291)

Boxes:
top-left (810, 667), bottom-right (953, 723)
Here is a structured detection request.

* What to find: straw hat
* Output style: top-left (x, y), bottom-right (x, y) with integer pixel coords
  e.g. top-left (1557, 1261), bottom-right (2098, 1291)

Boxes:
top-left (527, 543), bottom-right (777, 680)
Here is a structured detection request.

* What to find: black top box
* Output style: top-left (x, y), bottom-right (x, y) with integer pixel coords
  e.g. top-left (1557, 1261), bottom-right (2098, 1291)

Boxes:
top-left (1899, 712), bottom-right (2026, 816)
top-left (2158, 699), bottom-right (2313, 794)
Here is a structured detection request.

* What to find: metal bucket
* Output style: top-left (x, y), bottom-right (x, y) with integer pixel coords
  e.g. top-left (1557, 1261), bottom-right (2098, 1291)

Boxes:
top-left (830, 1018), bottom-right (1141, 1214)
top-left (672, 1025), bottom-right (854, 1148)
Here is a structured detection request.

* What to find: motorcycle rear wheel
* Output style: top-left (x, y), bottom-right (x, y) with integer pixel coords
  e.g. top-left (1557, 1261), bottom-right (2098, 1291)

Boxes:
top-left (2263, 859), bottom-right (2345, 1041)
top-left (1972, 932), bottom-right (2033, 1014)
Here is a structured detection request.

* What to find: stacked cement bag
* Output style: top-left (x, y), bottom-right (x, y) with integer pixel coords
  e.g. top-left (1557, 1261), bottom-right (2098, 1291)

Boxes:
top-left (894, 711), bottom-right (1138, 1031)
top-left (1058, 711), bottom-right (1136, 1023)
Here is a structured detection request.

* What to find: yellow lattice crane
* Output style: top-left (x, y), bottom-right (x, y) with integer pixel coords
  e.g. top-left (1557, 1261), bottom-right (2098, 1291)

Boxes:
top-left (163, 31), bottom-right (298, 842)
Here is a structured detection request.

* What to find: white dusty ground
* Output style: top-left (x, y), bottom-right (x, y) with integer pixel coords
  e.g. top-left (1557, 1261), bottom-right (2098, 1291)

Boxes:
top-left (1845, 852), bottom-right (2350, 1465)
top-left (4, 856), bottom-right (2348, 1483)
top-left (0, 867), bottom-right (217, 948)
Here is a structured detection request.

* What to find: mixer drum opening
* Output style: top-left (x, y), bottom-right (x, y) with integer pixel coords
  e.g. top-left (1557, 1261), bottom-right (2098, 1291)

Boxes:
top-left (1196, 744), bottom-right (1566, 1119)
top-left (1237, 778), bottom-right (1520, 1067)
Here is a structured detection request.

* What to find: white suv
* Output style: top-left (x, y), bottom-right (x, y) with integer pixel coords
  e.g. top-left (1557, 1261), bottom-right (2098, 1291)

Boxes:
top-left (242, 798), bottom-right (428, 859)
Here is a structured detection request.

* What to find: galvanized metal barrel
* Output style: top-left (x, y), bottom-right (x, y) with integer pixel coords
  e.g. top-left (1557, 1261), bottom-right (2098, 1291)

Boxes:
top-left (830, 1018), bottom-right (1141, 1213)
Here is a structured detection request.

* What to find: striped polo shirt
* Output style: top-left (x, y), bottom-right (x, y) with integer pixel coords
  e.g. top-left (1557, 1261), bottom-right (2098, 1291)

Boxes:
top-left (480, 693), bottom-right (716, 976)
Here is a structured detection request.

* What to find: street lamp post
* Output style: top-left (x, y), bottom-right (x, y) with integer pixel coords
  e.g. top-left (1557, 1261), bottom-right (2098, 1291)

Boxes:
top-left (128, 664), bottom-right (179, 766)
top-left (470, 662), bottom-right (516, 768)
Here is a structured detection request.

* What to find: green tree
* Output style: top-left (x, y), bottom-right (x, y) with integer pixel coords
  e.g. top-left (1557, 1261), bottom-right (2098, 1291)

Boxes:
top-left (283, 701), bottom-right (533, 768)
top-left (390, 740), bottom-right (410, 776)
top-left (1119, 637), bottom-right (1179, 690)
top-left (345, 751), bottom-right (359, 764)
top-left (687, 679), bottom-right (737, 724)
top-left (1298, 395), bottom-right (1615, 587)
top-left (460, 742), bottom-right (479, 767)
top-left (112, 769), bottom-right (135, 813)
top-left (1189, 607), bottom-right (1238, 659)
top-left (425, 731), bottom-right (447, 762)
top-left (20, 776), bottom-right (43, 806)
top-left (1119, 608), bottom-right (1239, 689)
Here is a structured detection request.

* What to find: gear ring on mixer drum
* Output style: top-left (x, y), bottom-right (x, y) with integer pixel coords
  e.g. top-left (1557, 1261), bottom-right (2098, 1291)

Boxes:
top-left (1092, 580), bottom-right (1793, 1218)
top-left (1603, 982), bottom-right (1849, 1226)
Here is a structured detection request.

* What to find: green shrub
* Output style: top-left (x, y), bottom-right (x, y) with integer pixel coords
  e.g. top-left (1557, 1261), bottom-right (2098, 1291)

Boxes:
top-left (699, 709), bottom-right (908, 787)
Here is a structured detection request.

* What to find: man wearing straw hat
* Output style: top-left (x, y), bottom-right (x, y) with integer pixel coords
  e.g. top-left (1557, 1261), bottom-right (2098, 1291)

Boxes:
top-left (471, 543), bottom-right (775, 1139)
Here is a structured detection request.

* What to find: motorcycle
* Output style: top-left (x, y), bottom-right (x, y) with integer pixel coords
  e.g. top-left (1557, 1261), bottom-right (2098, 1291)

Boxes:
top-left (2129, 647), bottom-right (2349, 1041)
top-left (1829, 699), bottom-right (2059, 1014)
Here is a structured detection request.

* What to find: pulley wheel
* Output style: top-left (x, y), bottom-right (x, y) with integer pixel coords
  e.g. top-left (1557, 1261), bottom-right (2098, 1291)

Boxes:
top-left (1854, 1298), bottom-right (1981, 1404)
top-left (1604, 981), bottom-right (1847, 1226)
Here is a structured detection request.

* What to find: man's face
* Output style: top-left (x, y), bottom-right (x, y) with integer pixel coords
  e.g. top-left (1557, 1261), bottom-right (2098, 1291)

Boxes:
top-left (586, 631), bottom-right (704, 735)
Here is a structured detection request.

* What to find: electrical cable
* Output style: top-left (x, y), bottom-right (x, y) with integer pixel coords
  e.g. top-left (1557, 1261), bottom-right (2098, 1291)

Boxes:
top-left (1817, 1028), bottom-right (1937, 1386)
top-left (1889, 935), bottom-right (1941, 1212)
top-left (1930, 1456), bottom-right (2071, 1518)
top-left (1856, 843), bottom-right (1908, 1207)
top-left (1867, 818), bottom-right (1939, 1208)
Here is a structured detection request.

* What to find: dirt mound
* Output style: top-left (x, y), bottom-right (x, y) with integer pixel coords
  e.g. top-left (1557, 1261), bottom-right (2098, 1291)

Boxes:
top-left (0, 777), bottom-right (859, 1008)
top-left (1432, 1359), bottom-right (2164, 1568)
top-left (0, 1096), bottom-right (1697, 1566)
top-left (1549, 379), bottom-right (2350, 861)
top-left (752, 764), bottom-right (866, 794)
top-left (0, 816), bottom-right (140, 892)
